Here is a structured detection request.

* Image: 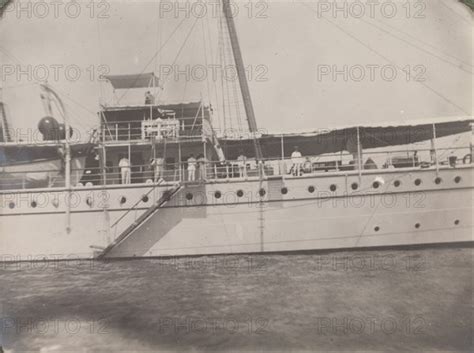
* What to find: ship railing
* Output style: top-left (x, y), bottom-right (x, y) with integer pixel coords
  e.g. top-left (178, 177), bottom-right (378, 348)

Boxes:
top-left (1, 146), bottom-right (472, 191)
top-left (253, 145), bottom-right (473, 177)
top-left (74, 145), bottom-right (472, 186)
top-left (76, 162), bottom-right (184, 187)
top-left (99, 120), bottom-right (206, 143)
top-left (0, 167), bottom-right (84, 191)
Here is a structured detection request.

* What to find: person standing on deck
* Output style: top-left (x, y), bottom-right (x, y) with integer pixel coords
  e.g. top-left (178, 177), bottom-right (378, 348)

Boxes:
top-left (119, 155), bottom-right (131, 184)
top-left (237, 151), bottom-right (247, 178)
top-left (291, 146), bottom-right (303, 176)
top-left (197, 154), bottom-right (207, 180)
top-left (150, 156), bottom-right (164, 182)
top-left (187, 154), bottom-right (197, 182)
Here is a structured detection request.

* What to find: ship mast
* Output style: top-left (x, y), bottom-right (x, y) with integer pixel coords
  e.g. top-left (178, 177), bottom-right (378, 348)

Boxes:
top-left (221, 0), bottom-right (263, 160)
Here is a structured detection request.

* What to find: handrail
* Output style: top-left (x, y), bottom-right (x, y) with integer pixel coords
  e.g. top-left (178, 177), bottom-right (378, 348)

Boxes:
top-left (110, 179), bottom-right (166, 229)
top-left (96, 182), bottom-right (183, 259)
top-left (2, 145), bottom-right (472, 191)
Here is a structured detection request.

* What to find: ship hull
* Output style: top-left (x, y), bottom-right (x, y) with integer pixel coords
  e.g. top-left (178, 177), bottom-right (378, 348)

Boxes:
top-left (0, 166), bottom-right (472, 262)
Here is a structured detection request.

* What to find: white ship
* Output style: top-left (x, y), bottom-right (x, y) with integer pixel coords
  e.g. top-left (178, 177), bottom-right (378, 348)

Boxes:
top-left (0, 0), bottom-right (472, 262)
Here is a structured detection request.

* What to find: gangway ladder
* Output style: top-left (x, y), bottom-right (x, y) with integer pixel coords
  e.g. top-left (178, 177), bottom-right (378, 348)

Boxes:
top-left (96, 182), bottom-right (183, 259)
top-left (0, 102), bottom-right (12, 142)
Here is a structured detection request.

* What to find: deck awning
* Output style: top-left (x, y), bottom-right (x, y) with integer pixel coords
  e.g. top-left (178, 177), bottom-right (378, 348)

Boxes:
top-left (219, 116), bottom-right (474, 160)
top-left (101, 73), bottom-right (159, 90)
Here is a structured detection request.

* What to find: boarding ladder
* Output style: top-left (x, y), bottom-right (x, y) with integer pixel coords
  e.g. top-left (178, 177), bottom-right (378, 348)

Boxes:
top-left (0, 102), bottom-right (12, 142)
top-left (96, 182), bottom-right (183, 259)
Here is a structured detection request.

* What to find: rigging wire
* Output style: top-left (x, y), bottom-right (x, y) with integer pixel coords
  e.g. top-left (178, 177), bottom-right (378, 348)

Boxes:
top-left (160, 16), bottom-right (201, 92)
top-left (300, 2), bottom-right (469, 116)
top-left (370, 17), bottom-right (473, 69)
top-left (154, 0), bottom-right (164, 100)
top-left (116, 16), bottom-right (189, 104)
top-left (360, 17), bottom-right (473, 74)
top-left (204, 9), bottom-right (223, 134)
top-left (0, 45), bottom-right (99, 131)
top-left (200, 19), bottom-right (213, 107)
top-left (218, 13), bottom-right (230, 135)
top-left (96, 16), bottom-right (105, 105)
top-left (436, 0), bottom-right (472, 25)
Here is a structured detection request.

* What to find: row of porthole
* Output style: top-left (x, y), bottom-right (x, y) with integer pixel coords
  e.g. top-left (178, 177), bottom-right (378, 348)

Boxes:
top-left (87, 174), bottom-right (465, 206)
top-left (346, 175), bottom-right (462, 192)
top-left (6, 175), bottom-right (464, 209)
top-left (374, 219), bottom-right (461, 232)
top-left (201, 175), bottom-right (463, 200)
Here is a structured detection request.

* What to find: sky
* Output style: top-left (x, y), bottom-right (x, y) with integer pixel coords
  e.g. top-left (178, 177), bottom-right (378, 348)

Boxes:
top-left (0, 0), bottom-right (472, 140)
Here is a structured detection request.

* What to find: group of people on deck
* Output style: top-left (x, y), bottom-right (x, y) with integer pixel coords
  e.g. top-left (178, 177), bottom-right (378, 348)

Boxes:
top-left (117, 154), bottom-right (209, 184)
top-left (235, 146), bottom-right (305, 177)
top-left (119, 145), bottom-right (387, 184)
top-left (186, 154), bottom-right (207, 181)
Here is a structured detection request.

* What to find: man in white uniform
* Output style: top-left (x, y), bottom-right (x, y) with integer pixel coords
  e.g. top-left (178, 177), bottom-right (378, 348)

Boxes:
top-left (291, 146), bottom-right (303, 176)
top-left (187, 154), bottom-right (197, 182)
top-left (237, 151), bottom-right (247, 178)
top-left (150, 157), bottom-right (164, 182)
top-left (119, 156), bottom-right (131, 184)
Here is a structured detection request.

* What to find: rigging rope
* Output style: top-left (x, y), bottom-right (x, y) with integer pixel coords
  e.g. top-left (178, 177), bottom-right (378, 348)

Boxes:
top-left (116, 16), bottom-right (189, 104)
top-left (371, 17), bottom-right (473, 69)
top-left (300, 2), bottom-right (469, 116)
top-left (160, 16), bottom-right (200, 91)
top-left (361, 17), bottom-right (473, 75)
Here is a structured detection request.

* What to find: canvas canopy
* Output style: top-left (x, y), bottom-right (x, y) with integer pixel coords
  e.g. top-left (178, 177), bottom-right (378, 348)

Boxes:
top-left (219, 117), bottom-right (473, 160)
top-left (102, 73), bottom-right (159, 90)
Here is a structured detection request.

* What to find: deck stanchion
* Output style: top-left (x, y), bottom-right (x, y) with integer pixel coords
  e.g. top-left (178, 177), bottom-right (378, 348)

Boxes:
top-left (281, 134), bottom-right (285, 176)
top-left (356, 126), bottom-right (362, 183)
top-left (432, 123), bottom-right (439, 175)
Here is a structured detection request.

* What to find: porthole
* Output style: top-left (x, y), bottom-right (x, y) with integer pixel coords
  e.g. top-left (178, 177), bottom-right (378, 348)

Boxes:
top-left (281, 187), bottom-right (288, 195)
top-left (372, 181), bottom-right (380, 189)
top-left (31, 201), bottom-right (37, 208)
top-left (237, 190), bottom-right (244, 197)
top-left (374, 226), bottom-right (380, 232)
top-left (141, 195), bottom-right (149, 203)
top-left (186, 193), bottom-right (193, 201)
top-left (214, 191), bottom-right (222, 199)
top-left (329, 184), bottom-right (337, 192)
top-left (119, 196), bottom-right (127, 205)
top-left (414, 179), bottom-right (422, 186)
top-left (8, 202), bottom-right (15, 209)
top-left (259, 188), bottom-right (266, 197)
top-left (393, 180), bottom-right (401, 187)
top-left (415, 223), bottom-right (420, 229)
top-left (434, 177), bottom-right (442, 185)
top-left (454, 220), bottom-right (460, 226)
top-left (454, 176), bottom-right (461, 184)
top-left (351, 182), bottom-right (358, 190)
top-left (308, 186), bottom-right (315, 193)
top-left (86, 196), bottom-right (93, 207)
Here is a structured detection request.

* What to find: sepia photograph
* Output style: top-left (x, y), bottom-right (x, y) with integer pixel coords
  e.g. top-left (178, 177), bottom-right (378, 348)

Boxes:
top-left (0, 0), bottom-right (472, 352)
